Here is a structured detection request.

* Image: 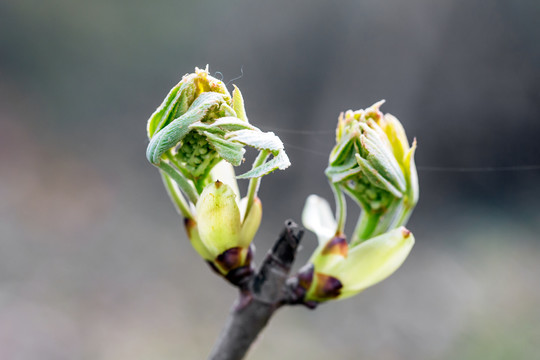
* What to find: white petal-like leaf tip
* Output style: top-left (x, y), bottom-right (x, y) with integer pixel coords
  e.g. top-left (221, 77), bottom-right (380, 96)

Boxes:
top-left (302, 195), bottom-right (337, 244)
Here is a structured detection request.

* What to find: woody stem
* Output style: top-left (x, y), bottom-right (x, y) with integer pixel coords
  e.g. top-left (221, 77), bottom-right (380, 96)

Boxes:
top-left (208, 220), bottom-right (303, 360)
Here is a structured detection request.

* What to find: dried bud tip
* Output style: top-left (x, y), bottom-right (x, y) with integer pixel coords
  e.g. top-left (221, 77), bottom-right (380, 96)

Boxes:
top-left (216, 247), bottom-right (244, 272)
top-left (184, 217), bottom-right (196, 229)
top-left (313, 273), bottom-right (343, 300)
top-left (322, 235), bottom-right (349, 257)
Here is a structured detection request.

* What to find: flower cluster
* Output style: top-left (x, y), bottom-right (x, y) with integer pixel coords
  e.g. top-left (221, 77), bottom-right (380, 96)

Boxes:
top-left (146, 66), bottom-right (289, 281)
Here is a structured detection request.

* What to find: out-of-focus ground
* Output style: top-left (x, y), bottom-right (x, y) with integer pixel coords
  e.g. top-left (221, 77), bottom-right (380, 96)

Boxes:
top-left (1, 1), bottom-right (539, 359)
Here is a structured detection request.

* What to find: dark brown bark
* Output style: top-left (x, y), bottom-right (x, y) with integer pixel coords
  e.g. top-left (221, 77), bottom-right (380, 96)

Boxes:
top-left (208, 220), bottom-right (303, 360)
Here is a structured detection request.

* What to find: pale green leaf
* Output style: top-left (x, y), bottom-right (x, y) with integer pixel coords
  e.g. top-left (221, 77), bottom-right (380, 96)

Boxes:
top-left (236, 150), bottom-right (290, 179)
top-left (146, 92), bottom-right (225, 164)
top-left (325, 155), bottom-right (361, 183)
top-left (329, 133), bottom-right (356, 166)
top-left (226, 129), bottom-right (284, 152)
top-left (147, 80), bottom-right (196, 138)
top-left (232, 85), bottom-right (248, 122)
top-left (356, 154), bottom-right (403, 198)
top-left (147, 81), bottom-right (181, 139)
top-left (360, 124), bottom-right (406, 192)
top-left (190, 117), bottom-right (256, 134)
top-left (204, 132), bottom-right (245, 166)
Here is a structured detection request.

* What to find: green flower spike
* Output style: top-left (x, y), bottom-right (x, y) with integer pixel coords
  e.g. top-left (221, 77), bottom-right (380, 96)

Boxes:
top-left (299, 195), bottom-right (414, 302)
top-left (325, 100), bottom-right (418, 243)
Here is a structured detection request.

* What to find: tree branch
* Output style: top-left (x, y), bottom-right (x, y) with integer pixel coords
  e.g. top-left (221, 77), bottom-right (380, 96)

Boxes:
top-left (208, 220), bottom-right (304, 360)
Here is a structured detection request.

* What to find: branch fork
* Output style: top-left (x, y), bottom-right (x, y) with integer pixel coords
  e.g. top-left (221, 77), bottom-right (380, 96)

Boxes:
top-left (208, 220), bottom-right (309, 360)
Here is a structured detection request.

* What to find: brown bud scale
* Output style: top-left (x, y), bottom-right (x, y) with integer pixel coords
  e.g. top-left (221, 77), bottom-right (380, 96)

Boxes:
top-left (321, 236), bottom-right (348, 257)
top-left (313, 273), bottom-right (343, 300)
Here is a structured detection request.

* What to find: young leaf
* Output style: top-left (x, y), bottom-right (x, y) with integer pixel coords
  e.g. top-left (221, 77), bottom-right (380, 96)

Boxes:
top-left (232, 85), bottom-right (248, 122)
top-left (146, 92), bottom-right (225, 164)
top-left (147, 80), bottom-right (196, 138)
top-left (236, 150), bottom-right (290, 179)
top-left (147, 81), bottom-right (182, 138)
top-left (226, 129), bottom-right (284, 152)
top-left (204, 132), bottom-right (245, 166)
top-left (189, 117), bottom-right (256, 134)
top-left (355, 154), bottom-right (403, 198)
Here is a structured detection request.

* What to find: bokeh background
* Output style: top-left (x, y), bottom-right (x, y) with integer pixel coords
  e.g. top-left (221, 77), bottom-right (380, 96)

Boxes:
top-left (1, 1), bottom-right (540, 359)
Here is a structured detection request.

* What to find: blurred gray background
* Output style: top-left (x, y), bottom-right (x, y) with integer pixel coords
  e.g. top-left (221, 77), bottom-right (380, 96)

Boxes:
top-left (1, 0), bottom-right (540, 359)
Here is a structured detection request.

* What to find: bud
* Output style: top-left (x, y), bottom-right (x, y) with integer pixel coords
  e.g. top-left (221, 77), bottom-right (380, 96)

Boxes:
top-left (325, 101), bottom-right (418, 241)
top-left (193, 181), bottom-right (262, 276)
top-left (146, 65), bottom-right (290, 190)
top-left (146, 66), bottom-right (290, 284)
top-left (196, 181), bottom-right (242, 257)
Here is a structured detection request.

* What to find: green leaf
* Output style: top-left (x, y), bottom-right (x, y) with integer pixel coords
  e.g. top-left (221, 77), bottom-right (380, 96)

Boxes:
top-left (237, 150), bottom-right (290, 179)
top-left (329, 133), bottom-right (355, 166)
top-left (156, 161), bottom-right (199, 204)
top-left (226, 129), bottom-right (284, 152)
top-left (204, 132), bottom-right (245, 166)
top-left (341, 182), bottom-right (369, 209)
top-left (404, 142), bottom-right (419, 208)
top-left (147, 82), bottom-right (181, 138)
top-left (328, 166), bottom-right (362, 183)
top-left (146, 92), bottom-right (225, 164)
top-left (189, 117), bottom-right (256, 134)
top-left (359, 123), bottom-right (406, 192)
top-left (356, 154), bottom-right (403, 198)
top-left (325, 155), bottom-right (360, 183)
top-left (147, 80), bottom-right (196, 138)
top-left (232, 85), bottom-right (248, 122)
top-left (220, 104), bottom-right (237, 118)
